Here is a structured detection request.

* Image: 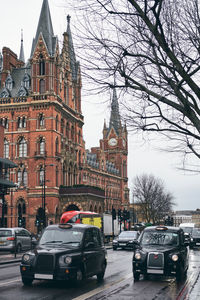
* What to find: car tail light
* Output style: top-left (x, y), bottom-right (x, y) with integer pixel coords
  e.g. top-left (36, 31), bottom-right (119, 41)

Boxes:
top-left (7, 237), bottom-right (15, 241)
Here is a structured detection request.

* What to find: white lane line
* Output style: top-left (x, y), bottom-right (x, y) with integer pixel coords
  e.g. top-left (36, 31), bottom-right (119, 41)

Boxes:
top-left (0, 278), bottom-right (21, 287)
top-left (72, 272), bottom-right (133, 300)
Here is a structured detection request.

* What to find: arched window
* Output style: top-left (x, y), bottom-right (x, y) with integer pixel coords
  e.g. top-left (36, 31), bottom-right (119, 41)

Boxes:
top-left (23, 169), bottom-right (28, 186)
top-left (61, 119), bottom-right (64, 134)
top-left (63, 165), bottom-right (66, 185)
top-left (71, 126), bottom-right (74, 141)
top-left (18, 137), bottom-right (27, 157)
top-left (39, 54), bottom-right (45, 75)
top-left (22, 117), bottom-right (26, 128)
top-left (39, 138), bottom-right (45, 155)
top-left (55, 115), bottom-right (58, 131)
top-left (55, 138), bottom-right (59, 154)
top-left (39, 166), bottom-right (44, 186)
top-left (4, 118), bottom-right (8, 129)
top-left (39, 113), bottom-right (45, 127)
top-left (17, 169), bottom-right (22, 186)
top-left (39, 79), bottom-right (45, 93)
top-left (18, 117), bottom-right (22, 128)
top-left (4, 139), bottom-right (9, 158)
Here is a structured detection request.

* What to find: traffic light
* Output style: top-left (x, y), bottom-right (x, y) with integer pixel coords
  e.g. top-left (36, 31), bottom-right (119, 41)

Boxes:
top-left (18, 217), bottom-right (22, 227)
top-left (118, 209), bottom-right (121, 218)
top-left (35, 215), bottom-right (40, 227)
top-left (112, 207), bottom-right (116, 220)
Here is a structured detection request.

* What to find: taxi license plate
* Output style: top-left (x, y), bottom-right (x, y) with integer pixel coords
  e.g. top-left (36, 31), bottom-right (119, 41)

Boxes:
top-left (196, 243), bottom-right (200, 245)
top-left (120, 243), bottom-right (126, 246)
top-left (147, 269), bottom-right (164, 274)
top-left (34, 274), bottom-right (53, 280)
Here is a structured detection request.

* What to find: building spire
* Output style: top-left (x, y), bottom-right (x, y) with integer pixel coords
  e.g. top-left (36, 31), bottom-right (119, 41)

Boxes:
top-left (66, 15), bottom-right (77, 80)
top-left (19, 29), bottom-right (25, 63)
top-left (31, 0), bottom-right (55, 57)
top-left (109, 85), bottom-right (121, 133)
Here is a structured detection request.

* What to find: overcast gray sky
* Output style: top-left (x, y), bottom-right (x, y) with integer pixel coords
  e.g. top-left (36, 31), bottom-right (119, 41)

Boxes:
top-left (1, 0), bottom-right (199, 211)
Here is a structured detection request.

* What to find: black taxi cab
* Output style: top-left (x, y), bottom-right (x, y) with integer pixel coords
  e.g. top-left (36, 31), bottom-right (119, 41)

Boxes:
top-left (132, 225), bottom-right (189, 281)
top-left (20, 223), bottom-right (107, 286)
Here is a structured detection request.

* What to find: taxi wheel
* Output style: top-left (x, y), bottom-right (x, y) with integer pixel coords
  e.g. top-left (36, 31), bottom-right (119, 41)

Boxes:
top-left (113, 247), bottom-right (117, 251)
top-left (22, 277), bottom-right (33, 286)
top-left (133, 272), bottom-right (140, 281)
top-left (176, 266), bottom-right (185, 281)
top-left (97, 263), bottom-right (106, 282)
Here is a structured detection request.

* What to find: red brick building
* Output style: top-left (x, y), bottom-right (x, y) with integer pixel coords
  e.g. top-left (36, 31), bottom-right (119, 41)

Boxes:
top-left (0, 0), bottom-right (129, 232)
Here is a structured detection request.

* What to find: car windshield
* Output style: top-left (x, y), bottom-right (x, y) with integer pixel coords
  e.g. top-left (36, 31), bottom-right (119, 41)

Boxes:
top-left (140, 231), bottom-right (179, 246)
top-left (0, 230), bottom-right (12, 237)
top-left (119, 231), bottom-right (138, 238)
top-left (192, 228), bottom-right (200, 236)
top-left (39, 228), bottom-right (83, 247)
top-left (181, 227), bottom-right (193, 234)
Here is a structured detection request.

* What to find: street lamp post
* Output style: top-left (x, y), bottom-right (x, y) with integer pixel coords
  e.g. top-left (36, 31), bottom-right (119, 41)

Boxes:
top-left (42, 163), bottom-right (54, 229)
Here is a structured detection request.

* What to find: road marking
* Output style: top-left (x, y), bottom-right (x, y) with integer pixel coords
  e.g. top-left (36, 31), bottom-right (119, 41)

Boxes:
top-left (72, 273), bottom-right (133, 300)
top-left (0, 278), bottom-right (21, 287)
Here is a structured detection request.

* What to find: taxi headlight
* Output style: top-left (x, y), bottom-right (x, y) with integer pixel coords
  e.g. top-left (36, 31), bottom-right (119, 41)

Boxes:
top-left (64, 256), bottom-right (72, 264)
top-left (135, 252), bottom-right (141, 260)
top-left (22, 254), bottom-right (31, 263)
top-left (171, 254), bottom-right (179, 262)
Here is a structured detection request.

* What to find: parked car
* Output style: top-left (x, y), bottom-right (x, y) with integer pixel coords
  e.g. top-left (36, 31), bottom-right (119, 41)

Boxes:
top-left (112, 230), bottom-right (140, 250)
top-left (20, 223), bottom-right (107, 286)
top-left (132, 225), bottom-right (189, 281)
top-left (191, 228), bottom-right (200, 248)
top-left (0, 227), bottom-right (32, 253)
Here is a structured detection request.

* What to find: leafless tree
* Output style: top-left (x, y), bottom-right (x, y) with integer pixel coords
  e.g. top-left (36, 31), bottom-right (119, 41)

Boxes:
top-left (132, 174), bottom-right (174, 224)
top-left (66, 0), bottom-right (200, 170)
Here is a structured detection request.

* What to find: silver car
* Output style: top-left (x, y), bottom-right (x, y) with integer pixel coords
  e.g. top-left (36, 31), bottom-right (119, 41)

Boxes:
top-left (0, 227), bottom-right (32, 253)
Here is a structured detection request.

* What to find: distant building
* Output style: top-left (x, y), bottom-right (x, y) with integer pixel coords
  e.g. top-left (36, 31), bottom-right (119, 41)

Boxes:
top-left (172, 210), bottom-right (200, 227)
top-left (0, 0), bottom-right (129, 232)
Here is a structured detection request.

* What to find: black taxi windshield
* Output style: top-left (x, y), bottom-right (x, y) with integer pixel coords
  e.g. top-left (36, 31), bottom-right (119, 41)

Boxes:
top-left (140, 231), bottom-right (179, 246)
top-left (39, 228), bottom-right (83, 247)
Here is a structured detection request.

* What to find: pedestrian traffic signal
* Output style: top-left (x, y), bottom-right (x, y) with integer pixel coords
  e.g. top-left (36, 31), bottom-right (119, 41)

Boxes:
top-left (112, 207), bottom-right (116, 220)
top-left (35, 215), bottom-right (40, 227)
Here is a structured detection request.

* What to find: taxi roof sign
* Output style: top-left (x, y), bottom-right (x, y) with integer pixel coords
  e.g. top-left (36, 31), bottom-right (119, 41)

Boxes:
top-left (155, 226), bottom-right (168, 231)
top-left (59, 223), bottom-right (73, 229)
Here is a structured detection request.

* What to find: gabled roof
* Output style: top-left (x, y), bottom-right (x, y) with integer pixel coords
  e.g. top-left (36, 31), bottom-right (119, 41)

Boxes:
top-left (30, 0), bottom-right (57, 57)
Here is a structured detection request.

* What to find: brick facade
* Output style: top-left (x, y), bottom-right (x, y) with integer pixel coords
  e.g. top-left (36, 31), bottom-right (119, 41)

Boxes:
top-left (0, 0), bottom-right (129, 233)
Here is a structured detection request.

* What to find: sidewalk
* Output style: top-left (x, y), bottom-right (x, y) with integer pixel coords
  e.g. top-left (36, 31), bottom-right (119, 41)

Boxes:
top-left (0, 252), bottom-right (23, 265)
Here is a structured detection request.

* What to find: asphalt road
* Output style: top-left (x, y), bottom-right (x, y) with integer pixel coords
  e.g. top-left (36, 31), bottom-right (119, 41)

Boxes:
top-left (0, 248), bottom-right (200, 299)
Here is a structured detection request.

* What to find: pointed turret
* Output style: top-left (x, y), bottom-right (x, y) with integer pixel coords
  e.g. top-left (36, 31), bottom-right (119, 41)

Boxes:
top-left (19, 29), bottom-right (25, 63)
top-left (30, 0), bottom-right (56, 57)
top-left (109, 87), bottom-right (121, 134)
top-left (66, 15), bottom-right (77, 81)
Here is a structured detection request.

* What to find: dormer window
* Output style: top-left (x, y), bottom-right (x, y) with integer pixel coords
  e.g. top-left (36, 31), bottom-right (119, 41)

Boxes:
top-left (23, 73), bottom-right (31, 89)
top-left (5, 74), bottom-right (13, 91)
top-left (39, 54), bottom-right (45, 75)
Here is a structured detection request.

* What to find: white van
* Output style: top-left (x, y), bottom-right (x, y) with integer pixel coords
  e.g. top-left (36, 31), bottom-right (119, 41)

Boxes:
top-left (179, 223), bottom-right (195, 235)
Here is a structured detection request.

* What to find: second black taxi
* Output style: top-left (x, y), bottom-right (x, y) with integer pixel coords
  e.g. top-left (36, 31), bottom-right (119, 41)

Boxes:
top-left (20, 223), bottom-right (107, 286)
top-left (132, 225), bottom-right (189, 281)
